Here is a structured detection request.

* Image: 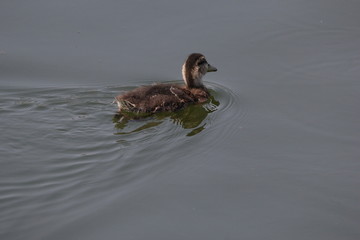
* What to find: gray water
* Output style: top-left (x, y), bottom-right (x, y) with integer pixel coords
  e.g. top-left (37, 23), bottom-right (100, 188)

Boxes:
top-left (1, 0), bottom-right (360, 239)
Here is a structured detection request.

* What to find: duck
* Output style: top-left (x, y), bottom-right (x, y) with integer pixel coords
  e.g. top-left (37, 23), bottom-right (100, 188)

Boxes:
top-left (115, 53), bottom-right (217, 113)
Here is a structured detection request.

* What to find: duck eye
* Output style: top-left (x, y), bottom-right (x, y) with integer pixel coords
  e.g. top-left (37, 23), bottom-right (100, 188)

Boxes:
top-left (197, 60), bottom-right (207, 66)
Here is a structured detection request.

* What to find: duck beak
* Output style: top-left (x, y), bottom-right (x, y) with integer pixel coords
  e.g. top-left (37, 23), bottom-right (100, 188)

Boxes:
top-left (207, 64), bottom-right (217, 72)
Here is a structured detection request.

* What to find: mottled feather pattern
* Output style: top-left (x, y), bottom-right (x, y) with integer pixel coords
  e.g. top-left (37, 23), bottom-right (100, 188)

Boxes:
top-left (115, 53), bottom-right (216, 113)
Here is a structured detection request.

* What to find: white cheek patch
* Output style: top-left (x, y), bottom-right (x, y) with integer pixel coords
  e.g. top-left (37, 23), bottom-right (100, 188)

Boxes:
top-left (182, 63), bottom-right (186, 83)
top-left (191, 66), bottom-right (205, 87)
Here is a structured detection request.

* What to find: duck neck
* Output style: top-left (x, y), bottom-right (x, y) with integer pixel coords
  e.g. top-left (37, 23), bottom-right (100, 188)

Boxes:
top-left (186, 76), bottom-right (204, 89)
top-left (182, 65), bottom-right (205, 89)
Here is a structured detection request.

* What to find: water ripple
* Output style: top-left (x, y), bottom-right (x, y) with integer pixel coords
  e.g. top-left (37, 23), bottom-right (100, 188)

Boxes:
top-left (0, 83), bottom-right (245, 238)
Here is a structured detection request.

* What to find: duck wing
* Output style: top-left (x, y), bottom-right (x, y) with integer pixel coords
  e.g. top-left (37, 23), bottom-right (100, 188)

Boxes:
top-left (116, 84), bottom-right (194, 113)
top-left (170, 86), bottom-right (195, 102)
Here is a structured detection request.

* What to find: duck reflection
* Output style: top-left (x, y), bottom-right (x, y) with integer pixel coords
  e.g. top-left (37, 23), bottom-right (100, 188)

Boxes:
top-left (113, 95), bottom-right (219, 136)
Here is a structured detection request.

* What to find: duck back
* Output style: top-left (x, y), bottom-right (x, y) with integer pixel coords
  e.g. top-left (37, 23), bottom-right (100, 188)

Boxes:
top-left (115, 84), bottom-right (207, 113)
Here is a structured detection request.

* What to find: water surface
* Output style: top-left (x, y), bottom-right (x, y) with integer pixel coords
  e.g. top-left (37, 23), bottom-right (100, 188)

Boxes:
top-left (1, 0), bottom-right (360, 239)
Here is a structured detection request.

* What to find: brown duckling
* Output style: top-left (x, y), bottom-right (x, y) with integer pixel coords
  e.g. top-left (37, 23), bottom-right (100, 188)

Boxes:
top-left (115, 53), bottom-right (217, 113)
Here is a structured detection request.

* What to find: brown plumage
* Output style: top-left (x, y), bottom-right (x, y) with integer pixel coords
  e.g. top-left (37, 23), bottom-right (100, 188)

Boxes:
top-left (115, 53), bottom-right (217, 113)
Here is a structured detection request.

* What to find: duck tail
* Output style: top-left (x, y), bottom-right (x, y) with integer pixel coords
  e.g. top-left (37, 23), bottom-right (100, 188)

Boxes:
top-left (114, 97), bottom-right (136, 111)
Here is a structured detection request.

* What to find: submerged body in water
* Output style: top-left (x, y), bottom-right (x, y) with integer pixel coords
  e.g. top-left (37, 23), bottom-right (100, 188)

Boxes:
top-left (114, 53), bottom-right (217, 113)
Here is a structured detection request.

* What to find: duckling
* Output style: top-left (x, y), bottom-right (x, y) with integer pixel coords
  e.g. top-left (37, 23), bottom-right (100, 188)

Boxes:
top-left (115, 53), bottom-right (217, 113)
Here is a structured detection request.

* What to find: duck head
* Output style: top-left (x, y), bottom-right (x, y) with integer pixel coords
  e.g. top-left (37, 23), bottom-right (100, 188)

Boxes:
top-left (182, 53), bottom-right (217, 88)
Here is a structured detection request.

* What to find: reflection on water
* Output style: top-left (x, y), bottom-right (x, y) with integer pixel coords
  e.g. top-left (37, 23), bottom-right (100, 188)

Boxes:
top-left (113, 95), bottom-right (220, 136)
top-left (0, 83), bottom-right (239, 240)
